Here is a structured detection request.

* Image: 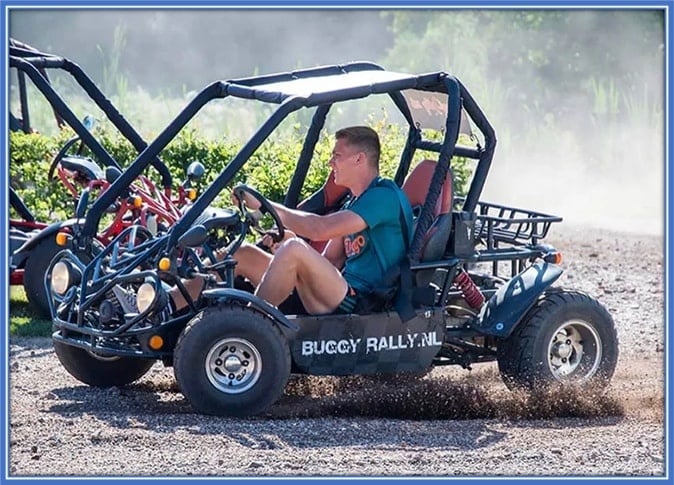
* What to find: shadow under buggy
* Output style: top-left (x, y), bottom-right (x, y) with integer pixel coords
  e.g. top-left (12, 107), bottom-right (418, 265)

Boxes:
top-left (46, 62), bottom-right (618, 417)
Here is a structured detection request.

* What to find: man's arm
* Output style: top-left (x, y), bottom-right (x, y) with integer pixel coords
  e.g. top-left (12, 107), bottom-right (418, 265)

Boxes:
top-left (262, 201), bottom-right (365, 241)
top-left (235, 190), bottom-right (366, 241)
top-left (322, 237), bottom-right (346, 269)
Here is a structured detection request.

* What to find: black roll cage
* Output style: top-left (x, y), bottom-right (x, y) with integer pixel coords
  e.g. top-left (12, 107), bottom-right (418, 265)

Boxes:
top-left (77, 62), bottom-right (496, 264)
top-left (8, 39), bottom-right (173, 189)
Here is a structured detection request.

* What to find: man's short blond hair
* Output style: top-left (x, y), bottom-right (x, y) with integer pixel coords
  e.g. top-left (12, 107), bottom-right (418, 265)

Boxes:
top-left (335, 126), bottom-right (381, 170)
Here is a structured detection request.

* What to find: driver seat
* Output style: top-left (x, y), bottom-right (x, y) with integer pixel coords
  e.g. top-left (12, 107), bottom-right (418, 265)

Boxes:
top-left (401, 159), bottom-right (454, 287)
top-left (402, 159), bottom-right (453, 220)
top-left (297, 169), bottom-right (349, 252)
top-left (340, 159), bottom-right (454, 315)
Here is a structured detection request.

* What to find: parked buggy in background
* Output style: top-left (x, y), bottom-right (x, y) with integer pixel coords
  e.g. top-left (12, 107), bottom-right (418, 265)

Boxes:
top-left (46, 62), bottom-right (618, 417)
top-left (8, 39), bottom-right (204, 318)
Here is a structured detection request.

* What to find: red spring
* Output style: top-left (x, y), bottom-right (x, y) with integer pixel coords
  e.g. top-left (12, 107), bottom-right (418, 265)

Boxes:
top-left (454, 269), bottom-right (485, 308)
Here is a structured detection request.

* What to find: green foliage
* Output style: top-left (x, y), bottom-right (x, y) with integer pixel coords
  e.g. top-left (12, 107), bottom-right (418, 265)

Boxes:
top-left (10, 123), bottom-right (472, 224)
top-left (9, 130), bottom-right (79, 221)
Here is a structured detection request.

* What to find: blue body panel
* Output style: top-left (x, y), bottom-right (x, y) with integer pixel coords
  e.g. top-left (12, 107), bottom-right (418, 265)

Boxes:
top-left (475, 262), bottom-right (563, 337)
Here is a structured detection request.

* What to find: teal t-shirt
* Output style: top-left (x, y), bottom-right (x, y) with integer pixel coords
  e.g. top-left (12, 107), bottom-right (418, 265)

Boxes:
top-left (341, 177), bottom-right (414, 293)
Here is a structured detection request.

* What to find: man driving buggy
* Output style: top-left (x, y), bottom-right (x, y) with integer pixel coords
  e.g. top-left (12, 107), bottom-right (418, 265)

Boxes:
top-left (171, 126), bottom-right (414, 315)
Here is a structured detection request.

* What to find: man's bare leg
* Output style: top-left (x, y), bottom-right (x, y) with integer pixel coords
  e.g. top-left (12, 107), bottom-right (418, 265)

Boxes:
top-left (169, 243), bottom-right (272, 310)
top-left (256, 238), bottom-right (348, 314)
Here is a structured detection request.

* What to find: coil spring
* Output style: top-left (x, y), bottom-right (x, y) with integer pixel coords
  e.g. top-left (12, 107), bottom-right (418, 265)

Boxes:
top-left (453, 269), bottom-right (485, 308)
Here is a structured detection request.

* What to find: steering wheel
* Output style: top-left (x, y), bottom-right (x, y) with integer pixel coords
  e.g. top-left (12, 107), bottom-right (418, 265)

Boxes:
top-left (232, 184), bottom-right (285, 243)
top-left (47, 135), bottom-right (86, 180)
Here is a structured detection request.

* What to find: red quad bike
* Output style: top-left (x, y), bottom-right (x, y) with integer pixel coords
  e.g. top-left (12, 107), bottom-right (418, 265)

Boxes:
top-left (9, 40), bottom-right (204, 318)
top-left (47, 63), bottom-right (619, 417)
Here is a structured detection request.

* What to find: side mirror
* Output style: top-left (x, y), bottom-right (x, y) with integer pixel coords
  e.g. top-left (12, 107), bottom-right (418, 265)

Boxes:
top-left (186, 161), bottom-right (205, 182)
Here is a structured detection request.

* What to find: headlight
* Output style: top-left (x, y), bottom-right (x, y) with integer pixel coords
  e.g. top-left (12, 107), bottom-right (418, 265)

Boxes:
top-left (137, 282), bottom-right (157, 314)
top-left (51, 261), bottom-right (80, 295)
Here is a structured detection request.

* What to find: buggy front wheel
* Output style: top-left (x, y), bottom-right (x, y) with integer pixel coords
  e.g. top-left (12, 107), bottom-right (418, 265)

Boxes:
top-left (497, 289), bottom-right (618, 391)
top-left (173, 305), bottom-right (291, 417)
top-left (53, 340), bottom-right (155, 387)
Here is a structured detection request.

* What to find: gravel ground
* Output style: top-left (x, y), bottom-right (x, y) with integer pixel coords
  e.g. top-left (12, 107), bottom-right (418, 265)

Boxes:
top-left (7, 225), bottom-right (666, 478)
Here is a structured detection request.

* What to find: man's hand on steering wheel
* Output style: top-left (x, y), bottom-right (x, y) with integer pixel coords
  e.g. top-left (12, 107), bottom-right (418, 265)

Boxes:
top-left (261, 229), bottom-right (296, 253)
top-left (230, 186), bottom-right (261, 211)
top-left (231, 184), bottom-right (286, 244)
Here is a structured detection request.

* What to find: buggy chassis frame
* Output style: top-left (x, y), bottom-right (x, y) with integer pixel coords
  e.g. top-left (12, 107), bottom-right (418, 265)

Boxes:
top-left (53, 62), bottom-right (561, 359)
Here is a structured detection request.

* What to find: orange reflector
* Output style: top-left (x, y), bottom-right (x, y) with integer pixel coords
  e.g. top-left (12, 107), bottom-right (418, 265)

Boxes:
top-left (55, 232), bottom-right (69, 247)
top-left (187, 188), bottom-right (197, 201)
top-left (545, 252), bottom-right (563, 264)
top-left (148, 335), bottom-right (164, 350)
top-left (132, 196), bottom-right (143, 209)
top-left (158, 257), bottom-right (171, 271)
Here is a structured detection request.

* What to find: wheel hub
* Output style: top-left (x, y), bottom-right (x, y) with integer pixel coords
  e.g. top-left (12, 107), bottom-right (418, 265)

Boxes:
top-left (206, 338), bottom-right (261, 394)
top-left (552, 341), bottom-right (573, 360)
top-left (547, 320), bottom-right (602, 381)
top-left (224, 355), bottom-right (243, 373)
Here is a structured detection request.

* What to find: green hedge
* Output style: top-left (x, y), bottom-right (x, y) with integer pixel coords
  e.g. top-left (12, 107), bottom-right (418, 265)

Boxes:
top-left (9, 124), bottom-right (471, 224)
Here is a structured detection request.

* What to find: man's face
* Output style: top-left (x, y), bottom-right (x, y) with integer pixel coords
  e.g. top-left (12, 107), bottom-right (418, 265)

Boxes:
top-left (329, 138), bottom-right (363, 187)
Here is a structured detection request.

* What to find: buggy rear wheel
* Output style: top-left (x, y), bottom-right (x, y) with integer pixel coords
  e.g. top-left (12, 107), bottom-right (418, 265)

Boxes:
top-left (497, 289), bottom-right (618, 390)
top-left (53, 340), bottom-right (155, 387)
top-left (173, 305), bottom-right (290, 417)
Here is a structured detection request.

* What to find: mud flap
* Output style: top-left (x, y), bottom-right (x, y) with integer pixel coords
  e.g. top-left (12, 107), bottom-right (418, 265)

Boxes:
top-left (201, 288), bottom-right (299, 337)
top-left (475, 262), bottom-right (562, 338)
top-left (13, 218), bottom-right (83, 259)
top-left (289, 311), bottom-right (444, 376)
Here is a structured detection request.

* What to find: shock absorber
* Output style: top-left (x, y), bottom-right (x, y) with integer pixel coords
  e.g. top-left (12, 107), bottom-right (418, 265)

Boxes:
top-left (453, 269), bottom-right (485, 309)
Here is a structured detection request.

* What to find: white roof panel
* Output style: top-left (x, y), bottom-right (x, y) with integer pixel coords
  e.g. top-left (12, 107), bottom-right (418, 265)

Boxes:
top-left (248, 70), bottom-right (420, 98)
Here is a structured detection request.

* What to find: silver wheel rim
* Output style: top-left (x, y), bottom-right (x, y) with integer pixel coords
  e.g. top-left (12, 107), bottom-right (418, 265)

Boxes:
top-left (205, 337), bottom-right (262, 394)
top-left (547, 319), bottom-right (602, 382)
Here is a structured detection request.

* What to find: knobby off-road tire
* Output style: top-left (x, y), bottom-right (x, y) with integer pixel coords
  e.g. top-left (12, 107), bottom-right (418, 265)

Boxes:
top-left (497, 288), bottom-right (618, 391)
top-left (173, 305), bottom-right (291, 417)
top-left (23, 236), bottom-right (66, 319)
top-left (53, 340), bottom-right (155, 387)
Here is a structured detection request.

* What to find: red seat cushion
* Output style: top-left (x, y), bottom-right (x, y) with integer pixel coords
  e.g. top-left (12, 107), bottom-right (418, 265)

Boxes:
top-left (401, 159), bottom-right (452, 217)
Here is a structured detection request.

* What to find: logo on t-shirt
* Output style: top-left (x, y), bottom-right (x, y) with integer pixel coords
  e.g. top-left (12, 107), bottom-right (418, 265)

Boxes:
top-left (344, 234), bottom-right (367, 258)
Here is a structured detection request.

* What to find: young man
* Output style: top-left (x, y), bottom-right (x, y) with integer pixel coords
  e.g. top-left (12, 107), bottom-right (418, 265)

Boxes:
top-left (173, 125), bottom-right (414, 315)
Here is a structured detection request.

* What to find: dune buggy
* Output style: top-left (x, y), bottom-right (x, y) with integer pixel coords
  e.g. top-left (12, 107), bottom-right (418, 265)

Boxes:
top-left (47, 62), bottom-right (618, 417)
top-left (9, 39), bottom-right (203, 317)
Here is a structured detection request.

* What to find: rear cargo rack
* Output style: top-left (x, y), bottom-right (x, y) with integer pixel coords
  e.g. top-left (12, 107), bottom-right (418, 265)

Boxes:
top-left (474, 201), bottom-right (562, 249)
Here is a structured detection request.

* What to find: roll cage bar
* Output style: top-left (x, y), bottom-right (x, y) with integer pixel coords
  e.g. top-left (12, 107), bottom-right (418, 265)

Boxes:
top-left (9, 39), bottom-right (65, 132)
top-left (79, 62), bottom-right (496, 264)
top-left (8, 38), bottom-right (173, 189)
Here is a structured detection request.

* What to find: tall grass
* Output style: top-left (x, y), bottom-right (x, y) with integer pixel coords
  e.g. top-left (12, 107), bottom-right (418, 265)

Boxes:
top-left (97, 24), bottom-right (129, 109)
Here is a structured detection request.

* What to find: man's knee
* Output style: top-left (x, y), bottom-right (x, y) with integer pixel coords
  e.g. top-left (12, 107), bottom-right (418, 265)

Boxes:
top-left (274, 237), bottom-right (311, 261)
top-left (234, 242), bottom-right (262, 264)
